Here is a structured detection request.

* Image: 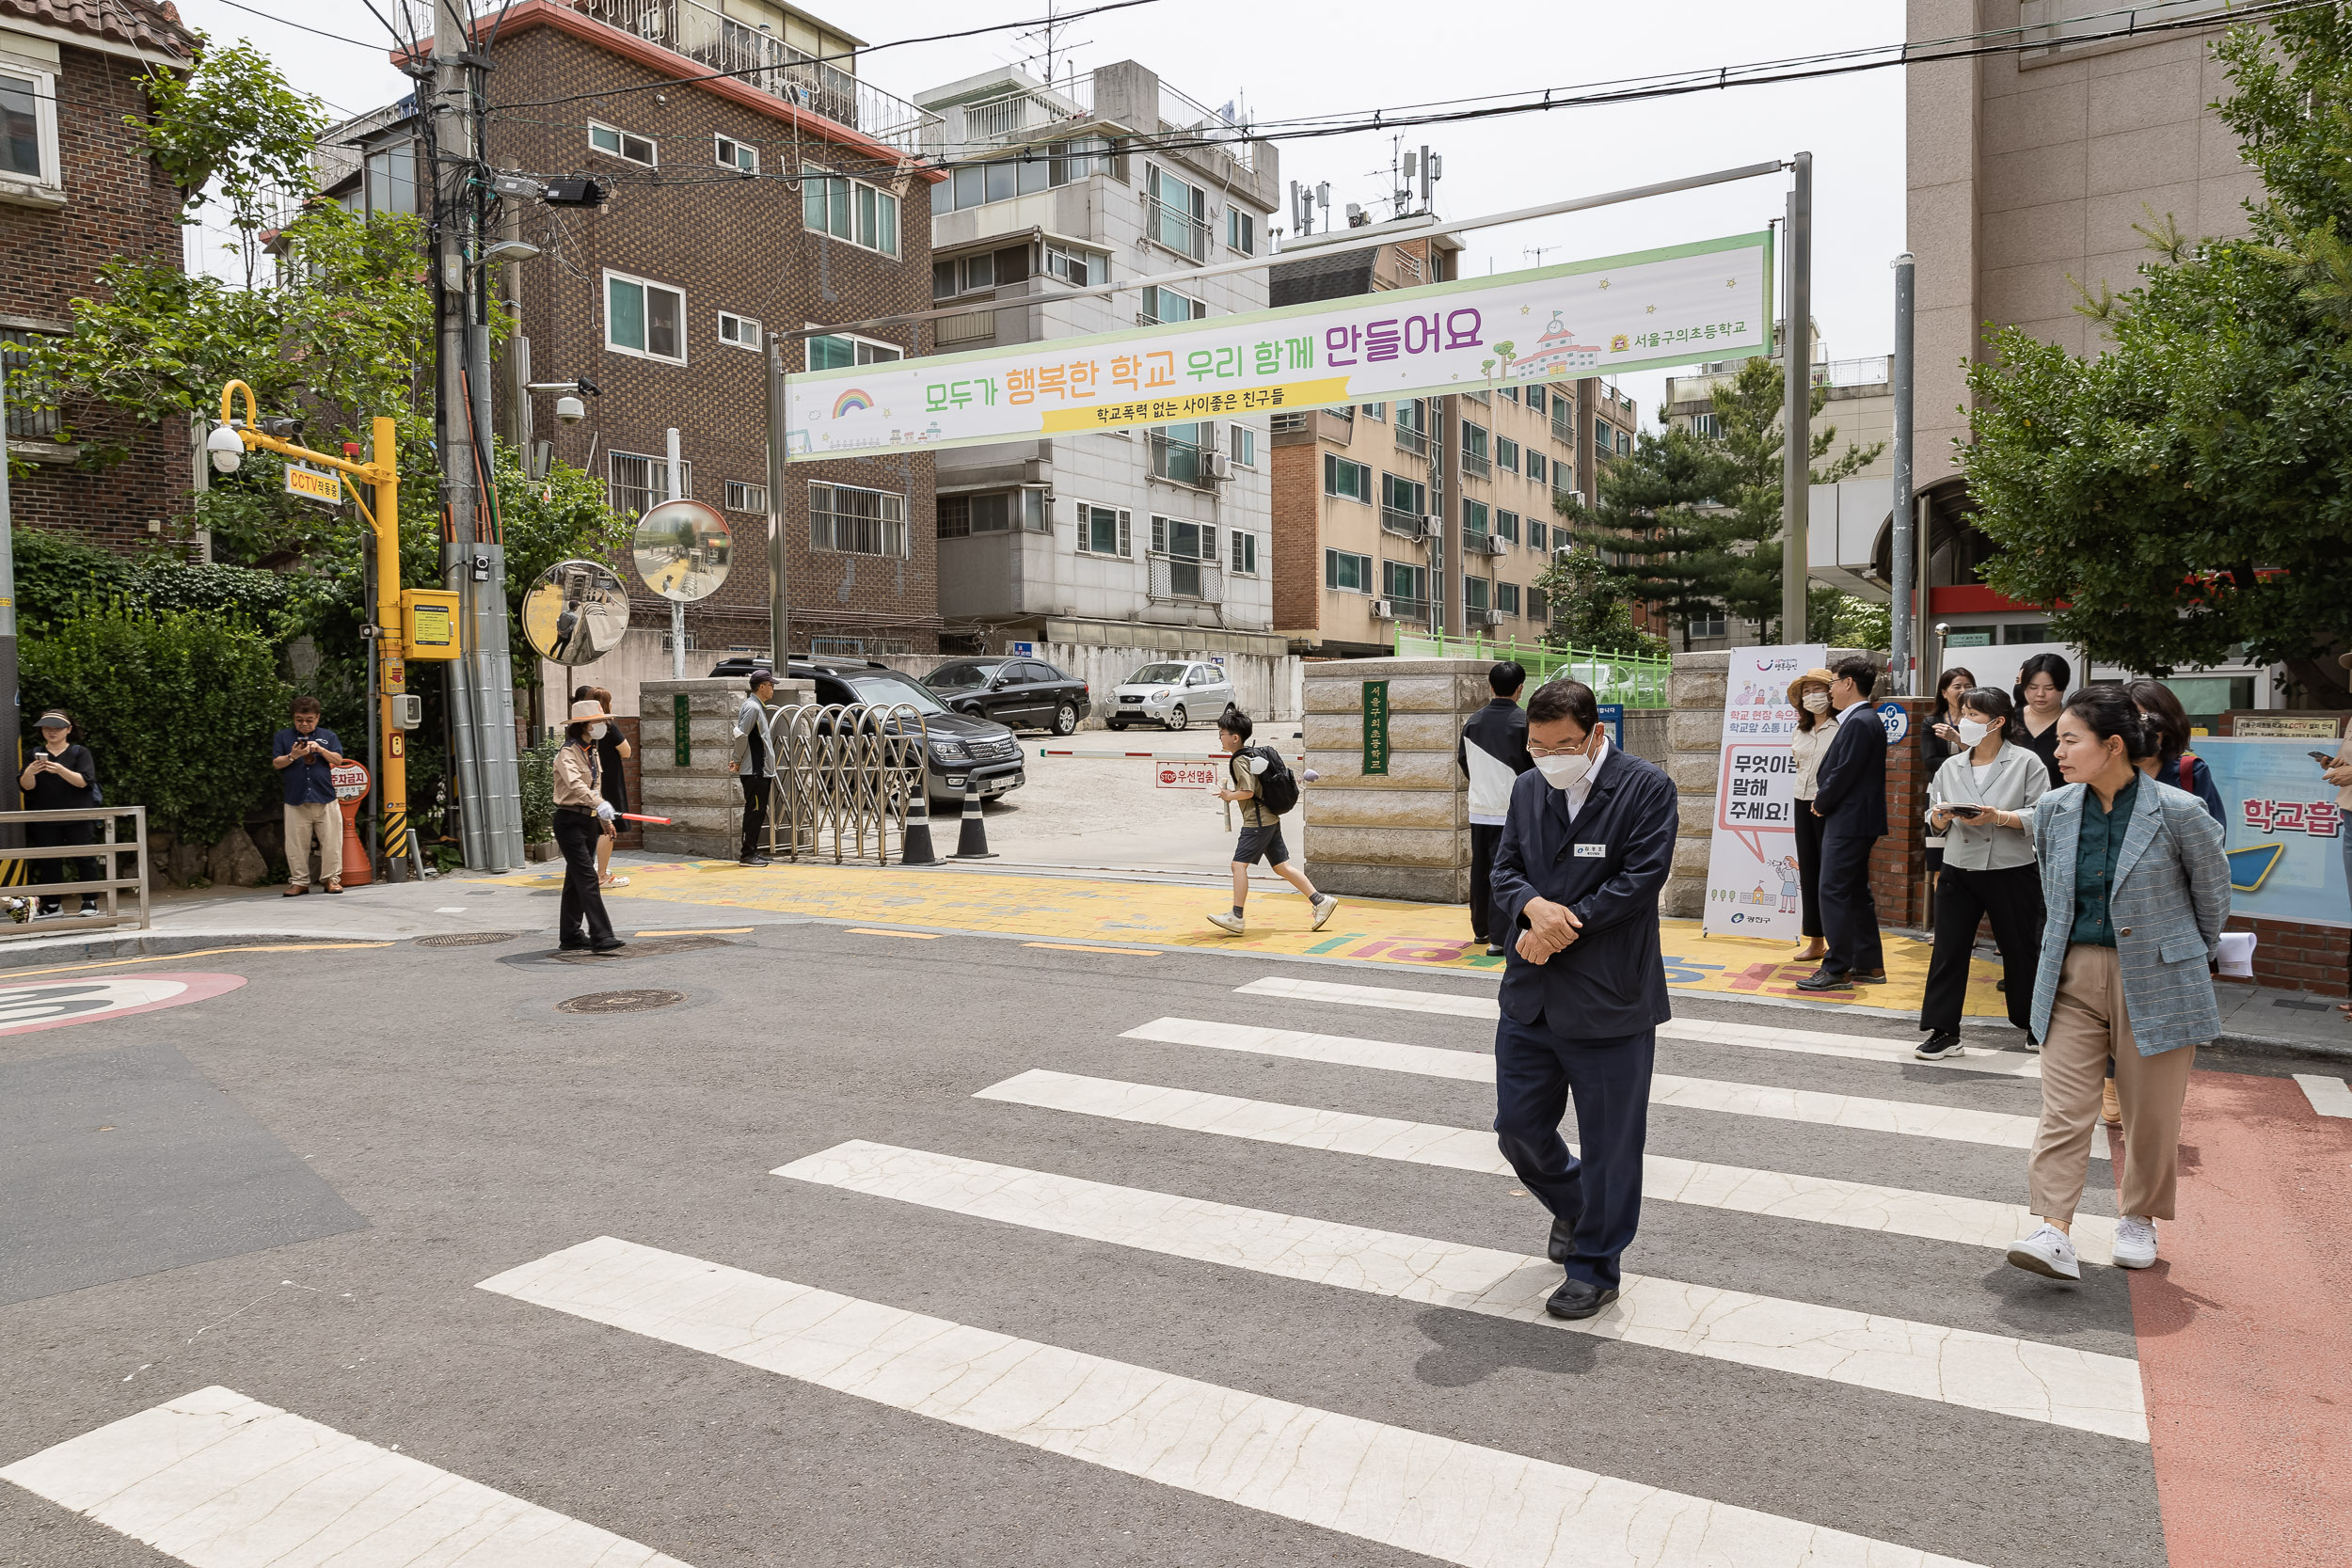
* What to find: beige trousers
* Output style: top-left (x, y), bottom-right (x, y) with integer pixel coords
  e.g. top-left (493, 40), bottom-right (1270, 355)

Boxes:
top-left (2029, 943), bottom-right (2196, 1223)
top-left (284, 801), bottom-right (342, 887)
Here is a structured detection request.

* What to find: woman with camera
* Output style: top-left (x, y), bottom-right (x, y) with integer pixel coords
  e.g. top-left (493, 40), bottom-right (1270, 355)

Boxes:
top-left (19, 708), bottom-right (100, 918)
top-left (1916, 688), bottom-right (2048, 1060)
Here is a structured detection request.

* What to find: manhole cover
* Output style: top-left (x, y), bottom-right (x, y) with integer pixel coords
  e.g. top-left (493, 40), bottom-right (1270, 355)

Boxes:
top-left (415, 932), bottom-right (521, 947)
top-left (556, 990), bottom-right (685, 1014)
top-left (548, 934), bottom-right (733, 964)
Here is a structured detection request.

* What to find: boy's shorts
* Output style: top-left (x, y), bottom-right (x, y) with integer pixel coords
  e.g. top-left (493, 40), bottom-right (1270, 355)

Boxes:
top-left (1233, 823), bottom-right (1290, 866)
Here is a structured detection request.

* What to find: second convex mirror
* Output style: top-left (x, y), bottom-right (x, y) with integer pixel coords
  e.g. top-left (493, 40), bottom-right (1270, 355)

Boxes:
top-left (521, 560), bottom-right (630, 666)
top-left (632, 499), bottom-right (732, 605)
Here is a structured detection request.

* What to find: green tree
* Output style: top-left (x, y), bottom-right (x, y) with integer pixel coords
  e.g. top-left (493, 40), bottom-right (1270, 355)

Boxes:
top-left (1960, 10), bottom-right (2352, 690)
top-left (1553, 425), bottom-right (1733, 643)
top-left (1807, 589), bottom-right (1890, 649)
top-left (134, 38), bottom-right (328, 287)
top-left (1706, 356), bottom-right (1883, 640)
top-left (1534, 543), bottom-right (1669, 659)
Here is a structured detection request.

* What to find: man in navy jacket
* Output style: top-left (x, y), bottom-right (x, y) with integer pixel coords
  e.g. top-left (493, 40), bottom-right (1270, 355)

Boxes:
top-left (1489, 678), bottom-right (1678, 1320)
top-left (1797, 656), bottom-right (1888, 990)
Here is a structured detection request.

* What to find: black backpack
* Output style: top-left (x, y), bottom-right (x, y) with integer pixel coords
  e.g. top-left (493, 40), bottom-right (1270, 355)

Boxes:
top-left (1247, 745), bottom-right (1300, 816)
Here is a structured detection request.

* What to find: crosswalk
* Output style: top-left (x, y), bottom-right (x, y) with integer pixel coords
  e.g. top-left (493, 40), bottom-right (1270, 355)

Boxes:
top-left (10, 965), bottom-right (2137, 1568)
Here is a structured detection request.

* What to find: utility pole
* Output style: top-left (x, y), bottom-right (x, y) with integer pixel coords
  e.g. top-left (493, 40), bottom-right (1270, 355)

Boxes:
top-left (433, 1), bottom-right (523, 870)
top-left (766, 342), bottom-right (790, 666)
top-left (666, 426), bottom-right (687, 678)
top-left (1780, 150), bottom-right (1813, 643)
top-left (1889, 250), bottom-right (1915, 692)
top-left (0, 352), bottom-right (18, 831)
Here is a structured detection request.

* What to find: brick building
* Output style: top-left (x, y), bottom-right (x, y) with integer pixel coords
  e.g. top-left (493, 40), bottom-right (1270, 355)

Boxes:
top-left (347, 0), bottom-right (946, 710)
top-left (0, 0), bottom-right (195, 553)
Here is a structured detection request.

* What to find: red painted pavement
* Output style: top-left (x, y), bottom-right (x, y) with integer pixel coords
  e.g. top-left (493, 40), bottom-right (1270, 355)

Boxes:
top-left (2130, 1069), bottom-right (2352, 1567)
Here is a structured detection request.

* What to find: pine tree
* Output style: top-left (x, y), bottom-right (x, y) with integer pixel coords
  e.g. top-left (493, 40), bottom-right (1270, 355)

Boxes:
top-left (1552, 424), bottom-right (1733, 646)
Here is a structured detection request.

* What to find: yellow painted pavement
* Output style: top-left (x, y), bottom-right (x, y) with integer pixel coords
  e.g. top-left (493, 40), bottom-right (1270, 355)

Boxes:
top-left (512, 860), bottom-right (2010, 1017)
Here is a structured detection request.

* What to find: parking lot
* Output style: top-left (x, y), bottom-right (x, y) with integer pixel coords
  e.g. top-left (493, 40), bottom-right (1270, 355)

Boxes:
top-left (970, 733), bottom-right (1308, 881)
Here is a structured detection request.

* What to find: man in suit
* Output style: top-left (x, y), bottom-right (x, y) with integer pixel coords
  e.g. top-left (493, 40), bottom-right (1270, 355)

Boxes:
top-left (1797, 656), bottom-right (1888, 990)
top-left (1489, 678), bottom-right (1679, 1320)
top-left (1459, 660), bottom-right (1535, 958)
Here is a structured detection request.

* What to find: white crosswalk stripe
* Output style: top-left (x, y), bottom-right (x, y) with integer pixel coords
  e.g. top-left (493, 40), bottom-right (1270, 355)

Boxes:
top-left (0, 1386), bottom-right (691, 1567)
top-left (977, 1069), bottom-right (2118, 1266)
top-left (775, 1140), bottom-right (2148, 1440)
top-left (480, 1237), bottom-right (1997, 1568)
top-left (1120, 1017), bottom-right (2064, 1152)
top-left (1234, 975), bottom-right (2044, 1078)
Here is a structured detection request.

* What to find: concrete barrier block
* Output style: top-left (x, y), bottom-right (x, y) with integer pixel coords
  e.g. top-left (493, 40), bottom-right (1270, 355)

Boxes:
top-left (1303, 790), bottom-right (1464, 831)
top-left (1665, 752), bottom-right (1721, 793)
top-left (1309, 862), bottom-right (1471, 905)
top-left (1661, 871), bottom-right (1707, 919)
top-left (1305, 751), bottom-right (1461, 790)
top-left (1303, 711), bottom-right (1461, 752)
top-left (1302, 824), bottom-right (1463, 869)
top-left (1669, 670), bottom-right (1726, 708)
top-left (1667, 709), bottom-right (1726, 752)
top-left (1671, 836), bottom-right (1713, 877)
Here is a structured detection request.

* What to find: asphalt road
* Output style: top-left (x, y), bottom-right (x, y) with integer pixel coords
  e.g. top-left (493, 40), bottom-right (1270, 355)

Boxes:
top-left (1, 927), bottom-right (2169, 1568)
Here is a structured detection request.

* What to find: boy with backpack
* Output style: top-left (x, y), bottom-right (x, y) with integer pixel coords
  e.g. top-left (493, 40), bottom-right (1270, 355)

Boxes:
top-left (1206, 709), bottom-right (1339, 936)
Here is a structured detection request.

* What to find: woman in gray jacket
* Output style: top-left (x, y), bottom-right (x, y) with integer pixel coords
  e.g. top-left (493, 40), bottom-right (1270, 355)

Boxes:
top-left (2006, 686), bottom-right (2228, 1281)
top-left (1915, 688), bottom-right (2047, 1060)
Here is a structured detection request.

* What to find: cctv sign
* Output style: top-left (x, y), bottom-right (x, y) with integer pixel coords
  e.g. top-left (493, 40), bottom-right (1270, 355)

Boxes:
top-left (284, 465), bottom-right (342, 505)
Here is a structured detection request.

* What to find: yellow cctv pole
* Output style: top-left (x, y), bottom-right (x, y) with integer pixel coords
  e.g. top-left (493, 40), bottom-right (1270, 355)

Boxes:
top-left (213, 383), bottom-right (431, 878)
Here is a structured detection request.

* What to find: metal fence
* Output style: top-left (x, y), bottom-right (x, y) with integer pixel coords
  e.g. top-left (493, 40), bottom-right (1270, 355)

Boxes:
top-left (1391, 631), bottom-right (1671, 708)
top-left (0, 806), bottom-right (151, 935)
top-left (757, 703), bottom-right (930, 864)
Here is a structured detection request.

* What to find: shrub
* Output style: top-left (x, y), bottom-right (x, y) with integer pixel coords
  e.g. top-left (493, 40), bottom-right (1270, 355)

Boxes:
top-left (22, 602), bottom-right (293, 844)
top-left (517, 738), bottom-right (558, 846)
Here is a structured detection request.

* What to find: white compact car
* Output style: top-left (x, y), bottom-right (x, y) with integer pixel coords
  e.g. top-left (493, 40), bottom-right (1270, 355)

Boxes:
top-left (1106, 660), bottom-right (1235, 732)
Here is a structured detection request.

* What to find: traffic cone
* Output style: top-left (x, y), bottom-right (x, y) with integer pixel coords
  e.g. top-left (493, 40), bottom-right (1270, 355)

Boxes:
top-left (951, 780), bottom-right (996, 860)
top-left (899, 785), bottom-right (940, 866)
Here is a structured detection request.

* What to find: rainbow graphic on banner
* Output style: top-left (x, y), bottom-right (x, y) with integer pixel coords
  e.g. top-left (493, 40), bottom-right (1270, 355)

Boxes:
top-left (832, 388), bottom-right (874, 418)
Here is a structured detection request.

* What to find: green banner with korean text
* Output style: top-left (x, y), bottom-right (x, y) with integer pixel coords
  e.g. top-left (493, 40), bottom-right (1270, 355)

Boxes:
top-left (1362, 681), bottom-right (1391, 777)
top-left (786, 231), bottom-right (1773, 458)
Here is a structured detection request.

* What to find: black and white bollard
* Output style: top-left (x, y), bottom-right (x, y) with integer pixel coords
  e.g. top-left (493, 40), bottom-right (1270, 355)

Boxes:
top-left (951, 780), bottom-right (996, 860)
top-left (899, 786), bottom-right (940, 866)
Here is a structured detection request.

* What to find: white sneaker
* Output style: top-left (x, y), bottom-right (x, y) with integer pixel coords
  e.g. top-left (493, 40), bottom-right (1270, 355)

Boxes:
top-left (1311, 894), bottom-right (1340, 931)
top-left (1206, 911), bottom-right (1246, 935)
top-left (2006, 1223), bottom-right (2082, 1281)
top-left (2111, 1215), bottom-right (2158, 1269)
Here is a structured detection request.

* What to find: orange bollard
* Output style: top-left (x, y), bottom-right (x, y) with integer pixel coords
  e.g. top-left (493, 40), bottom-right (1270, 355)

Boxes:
top-left (332, 761), bottom-right (373, 887)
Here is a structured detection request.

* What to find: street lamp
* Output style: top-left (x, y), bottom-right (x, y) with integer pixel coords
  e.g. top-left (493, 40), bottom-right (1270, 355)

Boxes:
top-left (205, 421), bottom-right (246, 474)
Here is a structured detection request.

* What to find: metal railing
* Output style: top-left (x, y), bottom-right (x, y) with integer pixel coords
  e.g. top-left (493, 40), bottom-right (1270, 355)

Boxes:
top-left (1393, 423), bottom-right (1427, 456)
top-left (1379, 508), bottom-right (1426, 539)
top-left (1460, 448), bottom-right (1491, 480)
top-left (1148, 431), bottom-right (1215, 486)
top-left (521, 0), bottom-right (938, 153)
top-left (951, 77), bottom-right (1095, 149)
top-left (0, 806), bottom-right (151, 935)
top-left (1, 328), bottom-right (61, 441)
top-left (1154, 78), bottom-right (1257, 172)
top-left (1145, 196), bottom-right (1210, 261)
top-left (1148, 551), bottom-right (1224, 604)
top-left (756, 703), bottom-right (929, 865)
top-left (1377, 597), bottom-right (1430, 624)
top-left (1391, 631), bottom-right (1671, 707)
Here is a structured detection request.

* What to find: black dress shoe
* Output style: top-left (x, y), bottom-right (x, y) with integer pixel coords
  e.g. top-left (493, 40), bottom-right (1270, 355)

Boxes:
top-left (1851, 969), bottom-right (1888, 985)
top-left (1545, 1275), bottom-right (1619, 1321)
top-left (1485, 942), bottom-right (1505, 958)
top-left (1792, 967), bottom-right (1853, 991)
top-left (1546, 1212), bottom-right (1576, 1264)
top-left (739, 855), bottom-right (771, 867)
top-left (588, 938), bottom-right (628, 953)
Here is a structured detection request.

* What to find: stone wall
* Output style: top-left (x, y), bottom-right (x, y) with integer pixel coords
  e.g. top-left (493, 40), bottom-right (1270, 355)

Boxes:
top-left (637, 677), bottom-right (811, 858)
top-left (1300, 657), bottom-right (1487, 903)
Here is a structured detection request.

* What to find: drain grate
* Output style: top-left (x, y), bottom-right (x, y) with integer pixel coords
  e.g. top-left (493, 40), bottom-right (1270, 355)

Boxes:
top-left (556, 989), bottom-right (685, 1014)
top-left (415, 932), bottom-right (521, 948)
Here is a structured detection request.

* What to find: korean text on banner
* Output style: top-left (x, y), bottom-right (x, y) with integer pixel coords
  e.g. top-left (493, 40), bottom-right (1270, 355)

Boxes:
top-left (2196, 738), bottom-right (2349, 928)
top-left (787, 232), bottom-right (1772, 459)
top-left (1702, 644), bottom-right (1826, 941)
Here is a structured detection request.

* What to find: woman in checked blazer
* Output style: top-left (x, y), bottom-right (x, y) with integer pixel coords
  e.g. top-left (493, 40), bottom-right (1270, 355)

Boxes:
top-left (2005, 686), bottom-right (2228, 1282)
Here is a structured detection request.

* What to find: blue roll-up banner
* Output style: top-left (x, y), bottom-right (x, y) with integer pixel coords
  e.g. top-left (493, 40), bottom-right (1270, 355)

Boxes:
top-left (2194, 738), bottom-right (2348, 927)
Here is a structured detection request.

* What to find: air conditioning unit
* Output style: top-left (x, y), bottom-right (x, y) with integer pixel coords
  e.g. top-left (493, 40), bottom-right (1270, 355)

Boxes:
top-left (1371, 597), bottom-right (1395, 619)
top-left (636, 8), bottom-right (664, 38)
top-left (1467, 609), bottom-right (1500, 630)
top-left (1422, 514), bottom-right (1442, 538)
top-left (1203, 451), bottom-right (1232, 481)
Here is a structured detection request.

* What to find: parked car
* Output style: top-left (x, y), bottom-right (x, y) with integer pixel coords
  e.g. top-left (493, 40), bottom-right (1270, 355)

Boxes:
top-left (1106, 660), bottom-right (1235, 732)
top-left (706, 657), bottom-right (1025, 807)
top-left (924, 657), bottom-right (1090, 736)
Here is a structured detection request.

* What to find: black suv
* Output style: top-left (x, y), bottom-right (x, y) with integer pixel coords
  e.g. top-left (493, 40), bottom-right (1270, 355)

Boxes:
top-left (707, 657), bottom-right (1025, 808)
top-left (923, 657), bottom-right (1090, 735)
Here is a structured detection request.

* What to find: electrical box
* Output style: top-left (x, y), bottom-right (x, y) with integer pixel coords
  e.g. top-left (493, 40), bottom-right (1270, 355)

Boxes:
top-left (390, 693), bottom-right (423, 730)
top-left (401, 589), bottom-right (462, 661)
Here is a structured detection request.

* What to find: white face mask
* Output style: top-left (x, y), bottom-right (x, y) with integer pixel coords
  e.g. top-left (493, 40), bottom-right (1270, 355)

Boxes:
top-left (588, 722), bottom-right (608, 740)
top-left (1802, 690), bottom-right (1830, 714)
top-left (1534, 752), bottom-right (1592, 789)
top-left (1957, 718), bottom-right (1992, 746)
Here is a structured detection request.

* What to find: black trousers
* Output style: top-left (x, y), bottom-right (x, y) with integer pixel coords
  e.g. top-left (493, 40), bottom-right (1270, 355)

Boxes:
top-left (1919, 862), bottom-right (2042, 1035)
top-left (1818, 830), bottom-right (1885, 975)
top-left (740, 775), bottom-right (772, 859)
top-left (27, 818), bottom-right (99, 911)
top-left (1469, 823), bottom-right (1505, 942)
top-left (1791, 801), bottom-right (1825, 940)
top-left (554, 809), bottom-right (614, 946)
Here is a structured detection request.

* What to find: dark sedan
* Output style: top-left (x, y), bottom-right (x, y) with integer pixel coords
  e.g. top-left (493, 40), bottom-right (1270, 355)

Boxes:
top-left (707, 657), bottom-right (1025, 807)
top-left (923, 657), bottom-right (1090, 736)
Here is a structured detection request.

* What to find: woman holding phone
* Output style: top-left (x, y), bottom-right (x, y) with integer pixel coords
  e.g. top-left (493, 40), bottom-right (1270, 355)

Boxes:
top-left (1921, 666), bottom-right (1976, 917)
top-left (1916, 688), bottom-right (2048, 1059)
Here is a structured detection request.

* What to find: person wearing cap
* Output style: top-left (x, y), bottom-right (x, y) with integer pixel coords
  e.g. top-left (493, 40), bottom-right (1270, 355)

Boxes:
top-left (1785, 667), bottom-right (1837, 964)
top-left (20, 708), bottom-right (100, 917)
top-left (729, 669), bottom-right (777, 867)
top-left (553, 697), bottom-right (626, 953)
top-left (273, 695), bottom-right (348, 895)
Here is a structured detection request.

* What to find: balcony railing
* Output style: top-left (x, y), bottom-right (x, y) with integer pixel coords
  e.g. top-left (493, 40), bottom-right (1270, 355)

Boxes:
top-left (953, 76), bottom-right (1094, 149)
top-left (1376, 597), bottom-right (1430, 624)
top-left (1149, 431), bottom-right (1216, 487)
top-left (516, 0), bottom-right (938, 153)
top-left (1146, 195), bottom-right (1210, 261)
top-left (1380, 508), bottom-right (1426, 540)
top-left (1393, 423), bottom-right (1427, 457)
top-left (1153, 78), bottom-right (1257, 173)
top-left (1148, 551), bottom-right (1224, 604)
top-left (1459, 449), bottom-right (1491, 480)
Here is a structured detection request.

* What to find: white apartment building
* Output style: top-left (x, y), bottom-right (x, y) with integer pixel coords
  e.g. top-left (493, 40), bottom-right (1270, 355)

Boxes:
top-left (914, 61), bottom-right (1283, 658)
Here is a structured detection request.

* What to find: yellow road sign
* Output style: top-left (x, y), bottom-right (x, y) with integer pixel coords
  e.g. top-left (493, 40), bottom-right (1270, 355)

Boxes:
top-left (283, 465), bottom-right (343, 505)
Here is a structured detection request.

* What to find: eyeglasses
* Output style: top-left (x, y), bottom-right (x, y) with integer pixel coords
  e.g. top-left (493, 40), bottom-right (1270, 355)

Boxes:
top-left (1527, 733), bottom-right (1597, 759)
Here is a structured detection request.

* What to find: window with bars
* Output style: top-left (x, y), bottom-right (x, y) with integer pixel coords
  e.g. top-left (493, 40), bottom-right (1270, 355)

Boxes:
top-left (0, 328), bottom-right (60, 439)
top-left (1077, 503), bottom-right (1132, 557)
top-left (811, 483), bottom-right (908, 558)
top-left (1231, 531), bottom-right (1259, 577)
top-left (724, 480), bottom-right (767, 514)
top-left (1146, 164), bottom-right (1209, 260)
top-left (609, 451), bottom-right (691, 518)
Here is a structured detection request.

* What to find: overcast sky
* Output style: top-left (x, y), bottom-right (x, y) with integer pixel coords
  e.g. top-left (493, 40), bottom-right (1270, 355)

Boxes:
top-left (174, 0), bottom-right (1907, 428)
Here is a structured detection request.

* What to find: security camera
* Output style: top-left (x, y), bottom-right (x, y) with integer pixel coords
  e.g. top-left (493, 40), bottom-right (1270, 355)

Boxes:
top-left (555, 395), bottom-right (586, 424)
top-left (205, 421), bottom-right (246, 474)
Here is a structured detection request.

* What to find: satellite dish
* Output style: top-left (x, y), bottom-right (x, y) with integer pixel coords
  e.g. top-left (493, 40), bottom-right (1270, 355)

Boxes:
top-left (631, 499), bottom-right (732, 604)
top-left (520, 559), bottom-right (629, 666)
